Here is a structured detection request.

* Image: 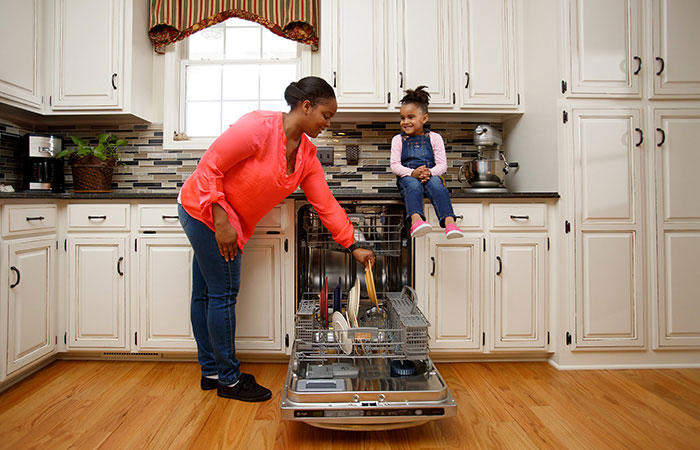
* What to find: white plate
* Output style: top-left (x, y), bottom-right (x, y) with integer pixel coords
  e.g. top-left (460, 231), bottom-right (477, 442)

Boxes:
top-left (332, 311), bottom-right (353, 355)
top-left (347, 278), bottom-right (361, 328)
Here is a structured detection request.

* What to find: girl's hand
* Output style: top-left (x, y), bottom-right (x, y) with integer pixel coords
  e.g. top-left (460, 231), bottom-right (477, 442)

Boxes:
top-left (411, 166), bottom-right (427, 179)
top-left (352, 247), bottom-right (376, 269)
top-left (215, 222), bottom-right (238, 261)
top-left (212, 203), bottom-right (238, 261)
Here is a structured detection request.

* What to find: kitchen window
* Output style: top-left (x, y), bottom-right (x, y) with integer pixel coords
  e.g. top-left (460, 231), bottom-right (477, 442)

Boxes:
top-left (163, 17), bottom-right (311, 149)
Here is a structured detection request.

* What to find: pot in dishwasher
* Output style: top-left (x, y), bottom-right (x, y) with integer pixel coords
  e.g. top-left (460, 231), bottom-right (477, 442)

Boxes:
top-left (281, 201), bottom-right (456, 430)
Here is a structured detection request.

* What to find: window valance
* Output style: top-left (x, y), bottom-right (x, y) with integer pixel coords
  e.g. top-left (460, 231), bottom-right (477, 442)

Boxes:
top-left (148, 0), bottom-right (318, 52)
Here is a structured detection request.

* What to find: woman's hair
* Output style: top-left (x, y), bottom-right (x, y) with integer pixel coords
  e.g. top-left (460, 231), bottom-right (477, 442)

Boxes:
top-left (400, 85), bottom-right (431, 114)
top-left (284, 76), bottom-right (336, 109)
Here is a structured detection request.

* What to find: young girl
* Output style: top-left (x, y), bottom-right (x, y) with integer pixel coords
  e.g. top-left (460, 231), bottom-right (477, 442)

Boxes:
top-left (390, 86), bottom-right (463, 239)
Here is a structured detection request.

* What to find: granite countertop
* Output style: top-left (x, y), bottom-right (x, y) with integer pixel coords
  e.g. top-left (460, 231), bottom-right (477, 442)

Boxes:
top-left (0, 190), bottom-right (560, 200)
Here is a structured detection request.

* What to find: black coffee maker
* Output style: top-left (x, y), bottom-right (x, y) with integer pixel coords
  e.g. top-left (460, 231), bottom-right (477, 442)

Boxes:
top-left (23, 134), bottom-right (65, 192)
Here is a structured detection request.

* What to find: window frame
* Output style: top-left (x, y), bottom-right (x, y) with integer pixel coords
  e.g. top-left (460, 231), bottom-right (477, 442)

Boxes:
top-left (163, 30), bottom-right (312, 150)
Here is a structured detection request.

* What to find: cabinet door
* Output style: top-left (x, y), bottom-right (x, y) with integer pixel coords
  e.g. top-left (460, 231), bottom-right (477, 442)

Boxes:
top-left (564, 0), bottom-right (642, 97)
top-left (651, 0), bottom-right (700, 97)
top-left (456, 0), bottom-right (517, 106)
top-left (427, 234), bottom-right (482, 350)
top-left (68, 236), bottom-right (127, 349)
top-left (491, 236), bottom-right (546, 350)
top-left (235, 237), bottom-right (283, 352)
top-left (137, 236), bottom-right (196, 350)
top-left (395, 0), bottom-right (452, 108)
top-left (654, 110), bottom-right (700, 347)
top-left (321, 0), bottom-right (389, 107)
top-left (6, 238), bottom-right (56, 375)
top-left (571, 109), bottom-right (645, 348)
top-left (53, 0), bottom-right (122, 108)
top-left (0, 0), bottom-right (42, 109)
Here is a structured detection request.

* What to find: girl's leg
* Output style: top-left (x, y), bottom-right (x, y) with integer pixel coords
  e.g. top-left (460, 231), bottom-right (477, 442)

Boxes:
top-left (178, 204), bottom-right (241, 386)
top-left (424, 176), bottom-right (457, 228)
top-left (397, 176), bottom-right (427, 223)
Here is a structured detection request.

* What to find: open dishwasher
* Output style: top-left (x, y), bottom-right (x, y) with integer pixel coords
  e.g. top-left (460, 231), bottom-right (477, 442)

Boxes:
top-left (281, 202), bottom-right (456, 430)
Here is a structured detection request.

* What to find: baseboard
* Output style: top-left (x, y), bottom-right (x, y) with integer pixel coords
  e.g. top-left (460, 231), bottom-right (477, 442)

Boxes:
top-left (548, 359), bottom-right (700, 370)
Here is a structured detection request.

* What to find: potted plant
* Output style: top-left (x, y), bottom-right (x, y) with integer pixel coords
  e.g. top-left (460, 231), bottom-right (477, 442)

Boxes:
top-left (57, 133), bottom-right (128, 192)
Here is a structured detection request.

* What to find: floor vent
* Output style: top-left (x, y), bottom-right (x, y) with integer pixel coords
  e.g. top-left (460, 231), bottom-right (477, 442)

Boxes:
top-left (102, 352), bottom-right (161, 358)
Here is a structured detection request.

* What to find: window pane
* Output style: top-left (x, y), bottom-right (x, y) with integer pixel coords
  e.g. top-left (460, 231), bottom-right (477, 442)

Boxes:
top-left (186, 66), bottom-right (221, 101)
top-left (222, 101), bottom-right (259, 127)
top-left (260, 64), bottom-right (296, 99)
top-left (260, 100), bottom-right (288, 112)
top-left (188, 25), bottom-right (224, 60)
top-left (225, 17), bottom-right (252, 28)
top-left (222, 65), bottom-right (259, 100)
top-left (186, 102), bottom-right (221, 137)
top-left (225, 27), bottom-right (260, 59)
top-left (263, 32), bottom-right (297, 59)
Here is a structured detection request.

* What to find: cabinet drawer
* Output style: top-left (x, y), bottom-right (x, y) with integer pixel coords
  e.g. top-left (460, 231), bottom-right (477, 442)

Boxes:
top-left (427, 203), bottom-right (482, 229)
top-left (490, 204), bottom-right (547, 230)
top-left (3, 204), bottom-right (57, 236)
top-left (256, 205), bottom-right (283, 230)
top-left (67, 204), bottom-right (129, 230)
top-left (138, 204), bottom-right (182, 230)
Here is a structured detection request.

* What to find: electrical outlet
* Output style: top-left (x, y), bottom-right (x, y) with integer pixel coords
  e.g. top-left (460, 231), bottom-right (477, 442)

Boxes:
top-left (317, 146), bottom-right (334, 166)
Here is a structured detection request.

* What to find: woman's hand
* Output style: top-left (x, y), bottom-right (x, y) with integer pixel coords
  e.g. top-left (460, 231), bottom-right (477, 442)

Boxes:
top-left (352, 247), bottom-right (376, 269)
top-left (212, 204), bottom-right (238, 261)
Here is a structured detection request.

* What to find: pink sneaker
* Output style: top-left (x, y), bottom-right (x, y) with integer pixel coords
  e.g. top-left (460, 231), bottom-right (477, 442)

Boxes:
top-left (410, 220), bottom-right (432, 238)
top-left (445, 223), bottom-right (464, 239)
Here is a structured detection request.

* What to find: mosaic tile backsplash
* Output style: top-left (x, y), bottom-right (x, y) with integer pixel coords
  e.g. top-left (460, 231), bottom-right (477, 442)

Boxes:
top-left (0, 118), bottom-right (490, 193)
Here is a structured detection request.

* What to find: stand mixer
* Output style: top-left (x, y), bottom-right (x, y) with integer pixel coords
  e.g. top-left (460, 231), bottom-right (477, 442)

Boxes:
top-left (458, 124), bottom-right (518, 193)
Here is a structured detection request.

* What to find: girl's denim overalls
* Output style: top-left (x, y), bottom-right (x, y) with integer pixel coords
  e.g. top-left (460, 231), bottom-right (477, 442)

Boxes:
top-left (396, 130), bottom-right (456, 227)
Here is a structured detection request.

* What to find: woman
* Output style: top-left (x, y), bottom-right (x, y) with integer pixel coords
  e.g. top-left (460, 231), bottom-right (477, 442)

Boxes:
top-left (178, 76), bottom-right (375, 402)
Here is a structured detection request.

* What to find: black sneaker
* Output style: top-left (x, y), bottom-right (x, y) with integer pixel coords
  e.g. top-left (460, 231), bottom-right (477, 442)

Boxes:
top-left (200, 375), bottom-right (218, 390)
top-left (217, 374), bottom-right (272, 402)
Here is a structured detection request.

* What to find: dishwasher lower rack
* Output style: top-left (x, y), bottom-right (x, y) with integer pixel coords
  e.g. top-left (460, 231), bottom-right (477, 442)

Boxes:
top-left (294, 287), bottom-right (430, 362)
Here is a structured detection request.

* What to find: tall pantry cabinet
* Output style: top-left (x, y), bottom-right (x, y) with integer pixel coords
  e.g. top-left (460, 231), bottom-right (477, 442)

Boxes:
top-left (560, 0), bottom-right (700, 352)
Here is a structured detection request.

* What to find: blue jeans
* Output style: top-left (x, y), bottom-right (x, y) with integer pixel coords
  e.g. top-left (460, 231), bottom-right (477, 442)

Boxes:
top-left (397, 175), bottom-right (456, 228)
top-left (178, 204), bottom-right (241, 385)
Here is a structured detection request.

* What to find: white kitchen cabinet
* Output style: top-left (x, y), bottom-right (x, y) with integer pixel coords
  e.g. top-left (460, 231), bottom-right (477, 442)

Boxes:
top-left (320, 0), bottom-right (390, 107)
top-left (136, 235), bottom-right (195, 350)
top-left (569, 108), bottom-right (645, 349)
top-left (4, 237), bottom-right (56, 376)
top-left (455, 0), bottom-right (518, 107)
top-left (235, 237), bottom-right (284, 352)
top-left (321, 0), bottom-right (520, 111)
top-left (51, 0), bottom-right (153, 119)
top-left (67, 236), bottom-right (128, 349)
top-left (563, 0), bottom-right (642, 97)
top-left (0, 0), bottom-right (44, 111)
top-left (491, 236), bottom-right (547, 350)
top-left (650, 0), bottom-right (700, 97)
top-left (395, 0), bottom-right (453, 109)
top-left (653, 109), bottom-right (700, 348)
top-left (426, 234), bottom-right (483, 350)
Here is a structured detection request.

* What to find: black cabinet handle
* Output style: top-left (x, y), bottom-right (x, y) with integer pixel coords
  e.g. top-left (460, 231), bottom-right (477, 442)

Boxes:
top-left (633, 56), bottom-right (642, 75)
top-left (496, 256), bottom-right (502, 276)
top-left (332, 71), bottom-right (336, 88)
top-left (112, 73), bottom-right (117, 89)
top-left (656, 57), bottom-right (665, 76)
top-left (25, 216), bottom-right (45, 221)
top-left (161, 215), bottom-right (179, 220)
top-left (399, 71), bottom-right (403, 88)
top-left (656, 128), bottom-right (666, 147)
top-left (117, 257), bottom-right (124, 276)
top-left (510, 215), bottom-right (530, 220)
top-left (10, 266), bottom-right (20, 288)
top-left (455, 215), bottom-right (464, 221)
top-left (635, 128), bottom-right (644, 147)
top-left (430, 257), bottom-right (435, 276)
top-left (465, 72), bottom-right (470, 88)
top-left (88, 215), bottom-right (107, 220)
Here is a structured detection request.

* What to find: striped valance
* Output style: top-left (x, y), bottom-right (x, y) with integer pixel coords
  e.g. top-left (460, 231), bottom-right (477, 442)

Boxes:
top-left (148, 0), bottom-right (318, 52)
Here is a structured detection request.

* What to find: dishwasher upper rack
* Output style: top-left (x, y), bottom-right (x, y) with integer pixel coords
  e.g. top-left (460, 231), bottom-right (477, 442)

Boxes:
top-left (301, 206), bottom-right (406, 256)
top-left (294, 287), bottom-right (429, 362)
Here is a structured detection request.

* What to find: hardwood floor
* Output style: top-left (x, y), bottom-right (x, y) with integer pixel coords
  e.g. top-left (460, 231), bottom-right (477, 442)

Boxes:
top-left (1, 361), bottom-right (699, 449)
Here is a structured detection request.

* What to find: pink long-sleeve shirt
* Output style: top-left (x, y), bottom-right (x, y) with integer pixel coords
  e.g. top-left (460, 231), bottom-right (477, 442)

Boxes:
top-left (179, 111), bottom-right (354, 251)
top-left (390, 131), bottom-right (448, 177)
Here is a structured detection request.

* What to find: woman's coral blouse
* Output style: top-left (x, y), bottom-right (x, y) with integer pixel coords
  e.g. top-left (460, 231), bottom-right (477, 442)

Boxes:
top-left (179, 111), bottom-right (354, 251)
